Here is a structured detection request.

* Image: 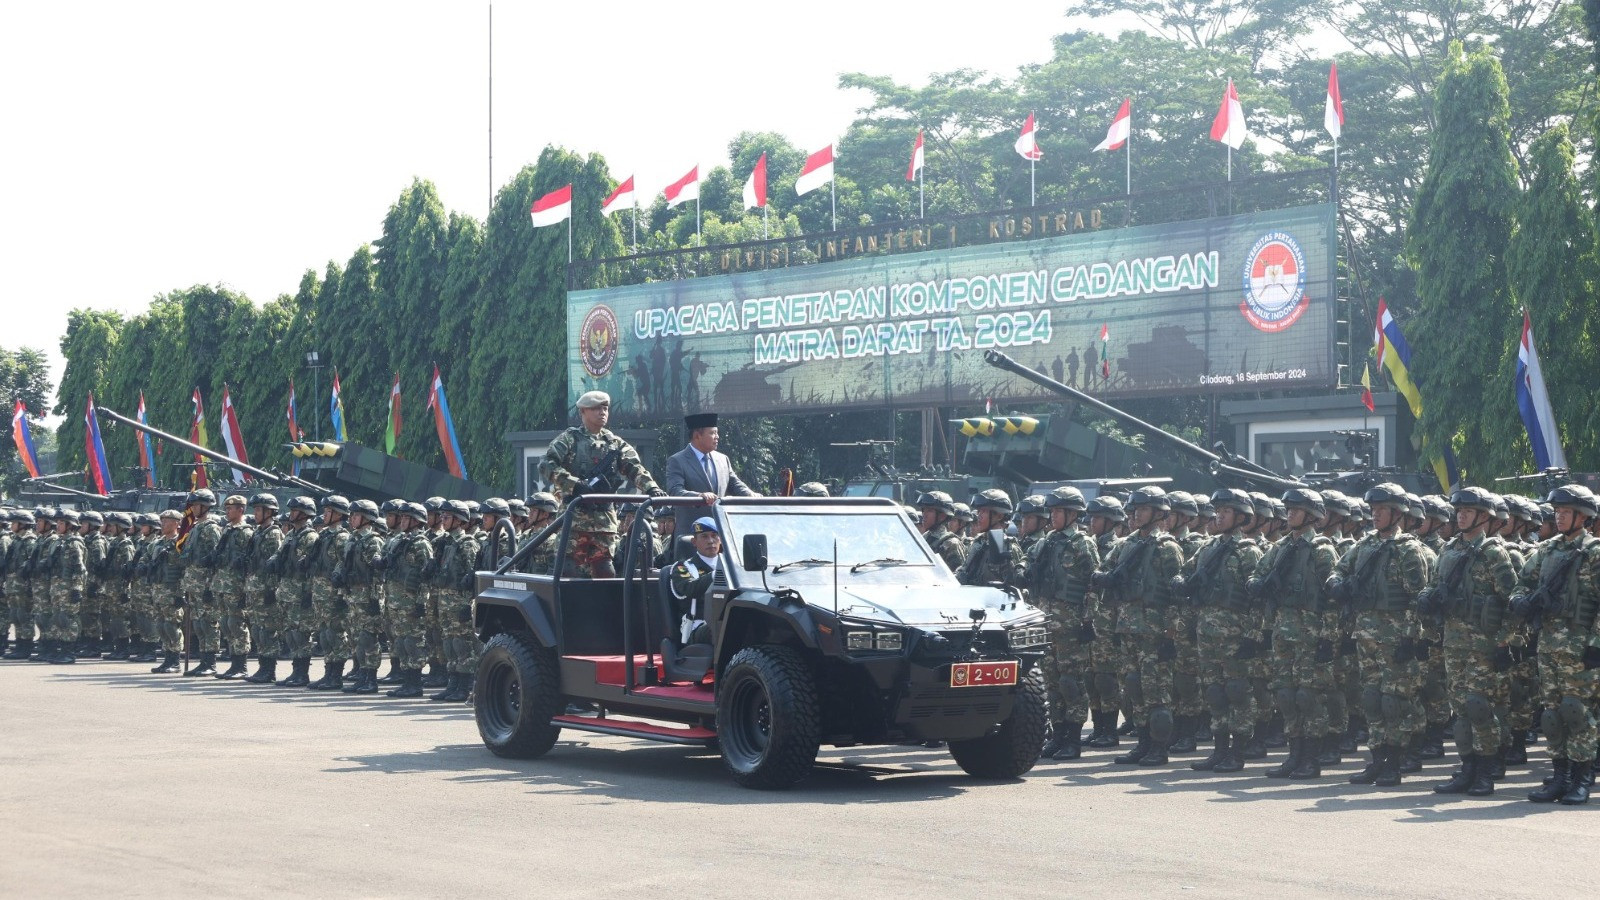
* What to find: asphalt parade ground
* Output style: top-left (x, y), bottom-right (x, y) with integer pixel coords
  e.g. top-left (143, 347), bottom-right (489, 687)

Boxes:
top-left (2, 659), bottom-right (1594, 899)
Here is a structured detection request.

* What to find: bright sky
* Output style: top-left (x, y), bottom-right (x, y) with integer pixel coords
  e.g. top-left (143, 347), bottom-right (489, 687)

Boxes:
top-left (2, 0), bottom-right (1103, 409)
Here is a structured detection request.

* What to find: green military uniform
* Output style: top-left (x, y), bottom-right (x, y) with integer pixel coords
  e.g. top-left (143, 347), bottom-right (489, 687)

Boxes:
top-left (177, 496), bottom-right (225, 674)
top-left (431, 500), bottom-right (482, 701)
top-left (148, 516), bottom-right (185, 673)
top-left (308, 496), bottom-right (354, 690)
top-left (383, 503), bottom-right (434, 699)
top-left (1028, 486), bottom-right (1099, 760)
top-left (243, 495), bottom-right (286, 683)
top-left (211, 499), bottom-right (256, 678)
top-left (0, 513), bottom-right (14, 656)
top-left (42, 512), bottom-right (88, 663)
top-left (100, 514), bottom-right (138, 659)
top-left (1084, 497), bottom-right (1126, 748)
top-left (29, 521), bottom-right (59, 660)
top-left (539, 417), bottom-right (663, 578)
top-left (274, 503), bottom-right (323, 687)
top-left (78, 513), bottom-right (108, 656)
top-left (339, 500), bottom-right (387, 694)
top-left (2, 513), bottom-right (41, 659)
top-left (128, 517), bottom-right (163, 662)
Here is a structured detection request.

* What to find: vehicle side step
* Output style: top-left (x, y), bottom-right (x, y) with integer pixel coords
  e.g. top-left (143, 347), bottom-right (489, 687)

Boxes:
top-left (551, 715), bottom-right (717, 746)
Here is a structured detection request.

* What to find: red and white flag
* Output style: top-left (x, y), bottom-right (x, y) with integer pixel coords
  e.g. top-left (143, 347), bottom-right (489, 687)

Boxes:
top-left (795, 144), bottom-right (835, 196)
top-left (600, 176), bottom-right (635, 217)
top-left (220, 385), bottom-right (252, 482)
top-left (664, 166), bottom-right (699, 208)
top-left (1014, 112), bottom-right (1042, 161)
top-left (529, 183), bottom-right (572, 227)
top-left (1093, 99), bottom-right (1131, 152)
top-left (1210, 79), bottom-right (1246, 149)
top-left (743, 153), bottom-right (768, 209)
top-left (1324, 63), bottom-right (1345, 141)
top-left (906, 129), bottom-right (924, 181)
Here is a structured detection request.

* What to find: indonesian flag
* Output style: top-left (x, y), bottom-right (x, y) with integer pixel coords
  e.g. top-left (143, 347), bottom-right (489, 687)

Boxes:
top-left (906, 129), bottom-right (924, 181)
top-left (743, 152), bottom-right (767, 209)
top-left (1014, 113), bottom-right (1042, 161)
top-left (795, 144), bottom-right (835, 196)
top-left (600, 176), bottom-right (635, 217)
top-left (219, 385), bottom-right (251, 482)
top-left (529, 183), bottom-right (573, 227)
top-left (664, 166), bottom-right (699, 208)
top-left (1325, 63), bottom-right (1345, 141)
top-left (1094, 99), bottom-right (1131, 152)
top-left (189, 387), bottom-right (209, 490)
top-left (385, 372), bottom-right (402, 456)
top-left (1210, 79), bottom-right (1246, 149)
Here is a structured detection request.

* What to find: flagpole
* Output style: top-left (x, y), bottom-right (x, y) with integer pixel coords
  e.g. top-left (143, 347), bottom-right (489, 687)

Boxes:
top-left (919, 166), bottom-right (924, 219)
top-left (830, 178), bottom-right (836, 231)
top-left (763, 203), bottom-right (768, 241)
top-left (1125, 115), bottom-right (1132, 195)
top-left (696, 195), bottom-right (701, 239)
top-left (631, 202), bottom-right (638, 254)
top-left (1029, 157), bottom-right (1036, 206)
top-left (567, 215), bottom-right (572, 266)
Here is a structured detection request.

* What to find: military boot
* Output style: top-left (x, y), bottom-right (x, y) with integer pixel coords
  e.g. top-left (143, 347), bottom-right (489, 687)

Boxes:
top-left (29, 639), bottom-right (52, 662)
top-left (245, 658), bottom-right (278, 684)
top-left (1466, 756), bottom-right (1496, 797)
top-left (378, 660), bottom-right (402, 684)
top-left (386, 668), bottom-right (424, 699)
top-left (214, 655), bottom-right (249, 679)
top-left (1194, 712), bottom-right (1213, 742)
top-left (310, 662), bottom-right (344, 691)
top-left (100, 639), bottom-right (124, 661)
top-left (1213, 737), bottom-right (1246, 774)
top-left (1265, 736), bottom-right (1303, 778)
top-left (1484, 749), bottom-right (1506, 781)
top-left (353, 668), bottom-right (379, 695)
top-left (1374, 744), bottom-right (1404, 787)
top-left (1114, 727), bottom-right (1151, 765)
top-left (1168, 715), bottom-right (1196, 753)
top-left (421, 663), bottom-right (448, 689)
top-left (3, 639), bottom-right (32, 660)
top-left (1349, 745), bottom-right (1384, 785)
top-left (1529, 758), bottom-right (1572, 803)
top-left (341, 668), bottom-right (366, 693)
top-left (1039, 726), bottom-right (1064, 761)
top-left (1086, 710), bottom-right (1119, 748)
top-left (1504, 733), bottom-right (1528, 766)
top-left (47, 641), bottom-right (78, 664)
top-left (1338, 716), bottom-right (1360, 753)
top-left (1433, 755), bottom-right (1475, 794)
top-left (1052, 722), bottom-right (1084, 761)
top-left (279, 657), bottom-right (312, 688)
top-left (1192, 730), bottom-right (1230, 771)
top-left (1262, 714), bottom-right (1287, 748)
top-left (129, 640), bottom-right (157, 663)
top-left (1418, 722), bottom-right (1446, 759)
top-left (1559, 760), bottom-right (1594, 805)
top-left (183, 652), bottom-right (216, 676)
top-left (1288, 737), bottom-right (1324, 779)
top-left (1117, 717), bottom-right (1136, 736)
top-left (1317, 732), bottom-right (1343, 766)
top-left (1396, 737), bottom-right (1423, 774)
top-left (151, 651), bottom-right (180, 674)
top-left (433, 673), bottom-right (470, 703)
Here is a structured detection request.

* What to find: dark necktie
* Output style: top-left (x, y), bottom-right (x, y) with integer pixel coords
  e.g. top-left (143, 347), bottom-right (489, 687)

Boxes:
top-left (702, 453), bottom-right (714, 493)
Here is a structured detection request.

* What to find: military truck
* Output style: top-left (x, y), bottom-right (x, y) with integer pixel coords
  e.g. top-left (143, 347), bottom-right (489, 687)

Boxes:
top-left (471, 494), bottom-right (1048, 789)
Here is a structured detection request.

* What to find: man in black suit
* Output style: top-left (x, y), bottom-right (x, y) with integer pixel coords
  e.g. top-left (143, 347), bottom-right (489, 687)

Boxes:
top-left (664, 413), bottom-right (757, 547)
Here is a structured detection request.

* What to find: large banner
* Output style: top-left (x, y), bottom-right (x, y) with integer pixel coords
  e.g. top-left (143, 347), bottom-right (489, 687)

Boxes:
top-left (567, 203), bottom-right (1337, 418)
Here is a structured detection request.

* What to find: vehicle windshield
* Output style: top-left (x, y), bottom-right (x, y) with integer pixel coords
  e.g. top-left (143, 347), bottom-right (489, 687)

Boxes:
top-left (722, 510), bottom-right (934, 580)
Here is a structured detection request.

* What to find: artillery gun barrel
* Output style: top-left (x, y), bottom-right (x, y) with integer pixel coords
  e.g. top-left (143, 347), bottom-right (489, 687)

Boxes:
top-left (23, 482), bottom-right (109, 501)
top-left (982, 349), bottom-right (1300, 492)
top-left (95, 406), bottom-right (329, 496)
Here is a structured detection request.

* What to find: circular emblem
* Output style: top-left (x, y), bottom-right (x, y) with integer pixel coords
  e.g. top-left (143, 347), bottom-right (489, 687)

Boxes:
top-left (1240, 231), bottom-right (1309, 333)
top-left (952, 666), bottom-right (968, 686)
top-left (579, 305), bottom-right (620, 378)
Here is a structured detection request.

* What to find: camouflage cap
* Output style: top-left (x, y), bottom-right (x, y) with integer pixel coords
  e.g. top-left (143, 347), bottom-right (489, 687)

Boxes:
top-left (224, 494), bottom-right (247, 508)
top-left (159, 509), bottom-right (183, 521)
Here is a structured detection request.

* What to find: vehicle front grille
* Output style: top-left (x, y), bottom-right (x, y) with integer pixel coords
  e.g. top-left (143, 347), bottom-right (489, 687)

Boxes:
top-left (903, 685), bottom-right (1006, 720)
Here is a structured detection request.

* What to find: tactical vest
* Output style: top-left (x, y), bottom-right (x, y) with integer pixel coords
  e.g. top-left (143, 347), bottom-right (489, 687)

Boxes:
top-left (1195, 537), bottom-right (1250, 615)
top-left (1349, 537), bottom-right (1409, 614)
top-left (1542, 540), bottom-right (1599, 630)
top-left (1123, 534), bottom-right (1177, 608)
top-left (1274, 536), bottom-right (1321, 612)
top-left (1036, 529), bottom-right (1092, 605)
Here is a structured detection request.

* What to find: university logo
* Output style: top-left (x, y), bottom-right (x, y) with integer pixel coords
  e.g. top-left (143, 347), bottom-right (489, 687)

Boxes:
top-left (579, 304), bottom-right (620, 378)
top-left (1240, 231), bottom-right (1309, 333)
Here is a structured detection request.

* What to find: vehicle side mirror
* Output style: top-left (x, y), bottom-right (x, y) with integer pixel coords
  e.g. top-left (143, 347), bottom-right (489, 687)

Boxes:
top-left (741, 534), bottom-right (768, 572)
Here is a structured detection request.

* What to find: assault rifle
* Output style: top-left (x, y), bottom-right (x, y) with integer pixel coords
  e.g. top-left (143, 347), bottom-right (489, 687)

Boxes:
top-left (1173, 538), bottom-right (1232, 605)
top-left (1091, 534), bottom-right (1155, 605)
top-left (1512, 543), bottom-right (1585, 631)
top-left (1249, 538), bottom-right (1309, 616)
top-left (1330, 537), bottom-right (1393, 625)
top-left (1417, 541), bottom-right (1482, 624)
top-left (570, 448), bottom-right (624, 497)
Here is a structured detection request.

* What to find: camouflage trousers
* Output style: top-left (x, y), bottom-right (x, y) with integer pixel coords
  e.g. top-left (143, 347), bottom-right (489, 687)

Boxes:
top-left (157, 596), bottom-right (185, 654)
top-left (1196, 608), bottom-right (1257, 738)
top-left (1269, 608), bottom-right (1331, 739)
top-left (129, 586), bottom-right (158, 644)
top-left (219, 588), bottom-right (250, 657)
top-left (384, 586), bottom-right (430, 670)
top-left (188, 592), bottom-right (222, 654)
top-left (1117, 631), bottom-right (1174, 732)
top-left (1420, 626), bottom-right (1450, 730)
top-left (1088, 601), bottom-right (1120, 715)
top-left (347, 587), bottom-right (385, 670)
top-left (42, 583), bottom-right (82, 643)
top-left (1326, 612), bottom-right (1359, 738)
top-left (281, 585), bottom-right (316, 661)
top-left (1536, 621), bottom-right (1600, 763)
top-left (1171, 609), bottom-right (1202, 718)
top-left (1441, 622), bottom-right (1507, 755)
top-left (1507, 626), bottom-right (1538, 733)
top-left (565, 531), bottom-right (619, 578)
top-left (101, 588), bottom-right (132, 642)
top-left (250, 587), bottom-right (286, 661)
top-left (1043, 633), bottom-right (1092, 726)
top-left (441, 590), bottom-right (481, 676)
top-left (77, 586), bottom-right (104, 641)
top-left (1352, 610), bottom-right (1424, 747)
top-left (5, 577), bottom-right (35, 643)
top-left (310, 576), bottom-right (349, 665)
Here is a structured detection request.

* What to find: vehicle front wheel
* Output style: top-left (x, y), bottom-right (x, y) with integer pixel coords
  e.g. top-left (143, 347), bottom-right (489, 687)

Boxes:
top-left (716, 645), bottom-right (820, 789)
top-left (948, 664), bottom-right (1047, 779)
top-left (475, 632), bottom-right (562, 759)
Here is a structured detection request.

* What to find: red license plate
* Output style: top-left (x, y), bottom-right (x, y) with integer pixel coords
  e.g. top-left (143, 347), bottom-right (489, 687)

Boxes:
top-left (950, 661), bottom-right (1018, 688)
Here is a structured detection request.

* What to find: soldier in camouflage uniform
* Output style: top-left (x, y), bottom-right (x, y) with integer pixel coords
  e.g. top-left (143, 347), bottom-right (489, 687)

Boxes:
top-left (1014, 495), bottom-right (1048, 558)
top-left (1418, 487), bottom-right (1517, 797)
top-left (1513, 485), bottom-right (1600, 805)
top-left (307, 495), bottom-right (354, 690)
top-left (1329, 482), bottom-right (1432, 787)
top-left (3, 510), bottom-right (41, 660)
top-left (271, 496), bottom-right (321, 687)
top-left (77, 510), bottom-right (108, 658)
top-left (99, 512), bottom-right (137, 660)
top-left (1163, 491), bottom-right (1206, 753)
top-left (421, 496), bottom-right (452, 687)
top-left (914, 491), bottom-right (968, 572)
top-left (39, 508), bottom-right (88, 664)
top-left (956, 490), bottom-right (1026, 588)
top-left (211, 496), bottom-right (256, 679)
top-left (148, 509), bottom-right (186, 673)
top-left (1178, 488), bottom-right (1264, 773)
top-left (1317, 491), bottom-right (1361, 758)
top-left (0, 509), bottom-right (16, 657)
top-left (525, 492), bottom-right (561, 574)
top-left (176, 489), bottom-right (224, 676)
top-left (431, 500), bottom-right (482, 702)
top-left (1029, 486), bottom-right (1099, 761)
top-left (128, 514), bottom-right (163, 663)
top-left (27, 508), bottom-right (59, 661)
top-left (1406, 494), bottom-right (1454, 765)
top-left (1254, 488), bottom-right (1339, 780)
top-left (1083, 495), bottom-right (1126, 748)
top-left (336, 499), bottom-right (387, 695)
top-left (538, 391), bottom-right (666, 578)
top-left (1497, 498), bottom-right (1539, 766)
top-left (1099, 486), bottom-right (1185, 766)
top-left (383, 502), bottom-right (434, 699)
top-left (241, 494), bottom-right (285, 684)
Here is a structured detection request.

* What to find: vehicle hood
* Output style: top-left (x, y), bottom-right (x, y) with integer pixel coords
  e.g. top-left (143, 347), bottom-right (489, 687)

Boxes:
top-left (823, 583), bottom-right (1040, 628)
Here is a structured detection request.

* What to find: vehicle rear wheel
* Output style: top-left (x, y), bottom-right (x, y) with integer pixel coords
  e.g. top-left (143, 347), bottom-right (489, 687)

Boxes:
top-left (475, 631), bottom-right (562, 759)
top-left (948, 663), bottom-right (1047, 779)
top-left (716, 645), bottom-right (819, 789)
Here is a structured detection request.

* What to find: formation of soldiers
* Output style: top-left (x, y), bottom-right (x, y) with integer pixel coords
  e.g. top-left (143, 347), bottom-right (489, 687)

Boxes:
top-left (0, 488), bottom-right (568, 703)
top-left (914, 480), bottom-right (1600, 806)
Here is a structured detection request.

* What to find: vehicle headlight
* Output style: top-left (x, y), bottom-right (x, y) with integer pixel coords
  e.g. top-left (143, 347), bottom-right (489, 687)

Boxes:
top-left (843, 625), bottom-right (905, 653)
top-left (846, 630), bottom-right (874, 651)
top-left (1009, 625), bottom-right (1048, 649)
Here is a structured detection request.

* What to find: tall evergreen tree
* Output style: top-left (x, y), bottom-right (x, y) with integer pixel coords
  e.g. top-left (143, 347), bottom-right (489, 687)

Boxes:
top-left (53, 309), bottom-right (123, 479)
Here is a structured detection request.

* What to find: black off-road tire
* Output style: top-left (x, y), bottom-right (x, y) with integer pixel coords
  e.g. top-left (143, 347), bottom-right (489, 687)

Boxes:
top-left (716, 645), bottom-right (820, 789)
top-left (948, 664), bottom-right (1047, 779)
top-left (475, 632), bottom-right (563, 759)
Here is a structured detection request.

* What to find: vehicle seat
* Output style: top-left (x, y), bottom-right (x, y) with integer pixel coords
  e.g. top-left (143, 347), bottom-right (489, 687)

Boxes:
top-left (656, 559), bottom-right (713, 685)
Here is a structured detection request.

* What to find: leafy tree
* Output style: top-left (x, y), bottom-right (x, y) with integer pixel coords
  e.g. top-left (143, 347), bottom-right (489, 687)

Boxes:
top-left (374, 179), bottom-right (451, 461)
top-left (53, 309), bottom-right (123, 480)
top-left (2, 346), bottom-right (53, 495)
